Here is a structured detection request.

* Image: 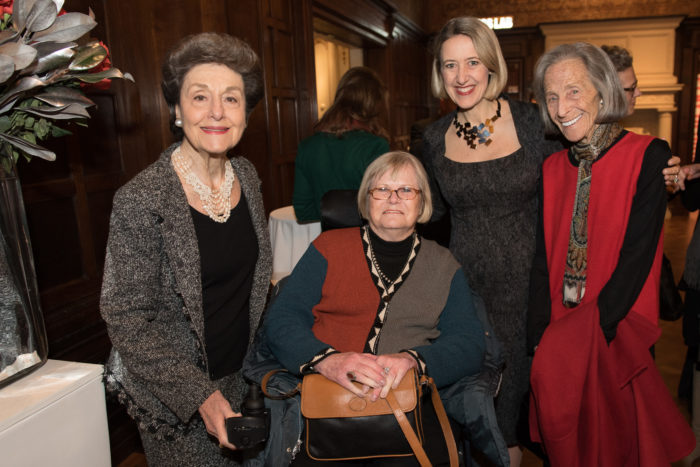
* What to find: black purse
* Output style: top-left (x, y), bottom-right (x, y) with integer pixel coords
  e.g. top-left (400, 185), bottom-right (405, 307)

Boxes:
top-left (262, 368), bottom-right (458, 466)
top-left (660, 254), bottom-right (683, 321)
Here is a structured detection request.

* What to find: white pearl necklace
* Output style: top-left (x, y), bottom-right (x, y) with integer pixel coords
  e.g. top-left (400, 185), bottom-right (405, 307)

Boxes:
top-left (171, 146), bottom-right (235, 223)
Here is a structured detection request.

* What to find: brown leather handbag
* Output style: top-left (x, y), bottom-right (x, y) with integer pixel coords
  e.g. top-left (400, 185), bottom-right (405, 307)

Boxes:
top-left (263, 368), bottom-right (458, 466)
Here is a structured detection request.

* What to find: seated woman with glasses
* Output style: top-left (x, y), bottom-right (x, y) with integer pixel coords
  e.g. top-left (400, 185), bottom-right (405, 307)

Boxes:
top-left (262, 151), bottom-right (487, 465)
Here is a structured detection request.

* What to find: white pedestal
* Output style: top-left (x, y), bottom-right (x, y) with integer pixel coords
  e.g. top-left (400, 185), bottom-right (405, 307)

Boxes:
top-left (0, 359), bottom-right (110, 467)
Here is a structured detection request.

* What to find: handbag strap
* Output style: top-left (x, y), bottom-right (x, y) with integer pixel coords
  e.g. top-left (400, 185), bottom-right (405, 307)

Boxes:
top-left (261, 368), bottom-right (301, 400)
top-left (385, 376), bottom-right (459, 467)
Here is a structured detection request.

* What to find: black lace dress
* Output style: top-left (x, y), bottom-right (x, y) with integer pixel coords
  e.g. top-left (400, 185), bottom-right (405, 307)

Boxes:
top-left (422, 96), bottom-right (563, 444)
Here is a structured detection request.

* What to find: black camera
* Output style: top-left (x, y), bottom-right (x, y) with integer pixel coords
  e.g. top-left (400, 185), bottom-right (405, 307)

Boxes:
top-left (225, 383), bottom-right (270, 450)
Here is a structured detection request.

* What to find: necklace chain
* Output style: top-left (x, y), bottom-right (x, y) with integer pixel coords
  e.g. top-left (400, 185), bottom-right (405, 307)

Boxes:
top-left (369, 245), bottom-right (393, 286)
top-left (366, 227), bottom-right (415, 288)
top-left (171, 146), bottom-right (235, 223)
top-left (452, 99), bottom-right (502, 149)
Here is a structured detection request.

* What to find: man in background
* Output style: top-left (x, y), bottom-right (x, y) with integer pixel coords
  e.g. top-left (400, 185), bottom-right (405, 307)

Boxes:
top-left (602, 45), bottom-right (643, 117)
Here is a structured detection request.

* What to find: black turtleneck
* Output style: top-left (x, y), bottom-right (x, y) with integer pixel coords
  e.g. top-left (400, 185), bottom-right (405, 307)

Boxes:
top-left (368, 228), bottom-right (414, 282)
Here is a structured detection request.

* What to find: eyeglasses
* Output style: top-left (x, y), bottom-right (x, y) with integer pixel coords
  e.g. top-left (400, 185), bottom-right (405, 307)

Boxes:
top-left (623, 81), bottom-right (638, 93)
top-left (368, 187), bottom-right (422, 200)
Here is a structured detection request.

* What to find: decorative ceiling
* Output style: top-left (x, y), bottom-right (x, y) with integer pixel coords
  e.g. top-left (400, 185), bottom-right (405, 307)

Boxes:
top-left (392, 0), bottom-right (700, 32)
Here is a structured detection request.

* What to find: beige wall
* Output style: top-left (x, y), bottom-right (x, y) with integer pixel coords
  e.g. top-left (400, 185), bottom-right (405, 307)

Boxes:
top-left (427, 0), bottom-right (700, 31)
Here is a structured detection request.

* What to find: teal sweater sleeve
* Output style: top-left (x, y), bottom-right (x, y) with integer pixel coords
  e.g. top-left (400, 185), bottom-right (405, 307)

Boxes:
top-left (263, 245), bottom-right (330, 373)
top-left (412, 268), bottom-right (485, 388)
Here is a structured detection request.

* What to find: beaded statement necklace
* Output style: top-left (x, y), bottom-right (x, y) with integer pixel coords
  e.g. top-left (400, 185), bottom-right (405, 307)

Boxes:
top-left (171, 146), bottom-right (235, 223)
top-left (452, 99), bottom-right (502, 149)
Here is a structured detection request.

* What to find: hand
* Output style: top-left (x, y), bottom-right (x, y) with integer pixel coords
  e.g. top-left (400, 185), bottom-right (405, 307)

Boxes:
top-left (681, 163), bottom-right (700, 183)
top-left (314, 352), bottom-right (385, 397)
top-left (663, 156), bottom-right (682, 192)
top-left (372, 353), bottom-right (418, 401)
top-left (198, 390), bottom-right (239, 450)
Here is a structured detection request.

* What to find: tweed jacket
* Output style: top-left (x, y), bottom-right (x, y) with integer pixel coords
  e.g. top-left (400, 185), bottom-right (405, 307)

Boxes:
top-left (100, 143), bottom-right (272, 439)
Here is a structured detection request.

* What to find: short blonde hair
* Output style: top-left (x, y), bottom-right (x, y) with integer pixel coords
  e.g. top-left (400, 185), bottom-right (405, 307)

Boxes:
top-left (357, 151), bottom-right (433, 224)
top-left (430, 17), bottom-right (507, 102)
top-left (533, 42), bottom-right (628, 134)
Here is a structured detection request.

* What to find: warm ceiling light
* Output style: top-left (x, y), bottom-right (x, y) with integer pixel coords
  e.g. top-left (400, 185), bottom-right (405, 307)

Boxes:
top-left (480, 17), bottom-right (514, 29)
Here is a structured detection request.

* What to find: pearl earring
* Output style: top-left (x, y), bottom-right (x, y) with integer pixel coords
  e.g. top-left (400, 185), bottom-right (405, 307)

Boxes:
top-left (175, 119), bottom-right (183, 127)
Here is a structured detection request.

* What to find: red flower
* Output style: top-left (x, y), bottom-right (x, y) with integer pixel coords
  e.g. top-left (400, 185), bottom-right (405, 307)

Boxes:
top-left (80, 42), bottom-right (112, 91)
top-left (0, 0), bottom-right (13, 16)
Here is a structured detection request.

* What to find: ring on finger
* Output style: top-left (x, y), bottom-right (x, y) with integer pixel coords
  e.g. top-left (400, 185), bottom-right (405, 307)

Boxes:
top-left (675, 175), bottom-right (679, 183)
top-left (347, 371), bottom-right (356, 381)
top-left (384, 367), bottom-right (390, 375)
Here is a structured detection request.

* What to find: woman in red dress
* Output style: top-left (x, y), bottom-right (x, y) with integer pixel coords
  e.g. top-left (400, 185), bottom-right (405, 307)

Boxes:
top-left (527, 42), bottom-right (695, 466)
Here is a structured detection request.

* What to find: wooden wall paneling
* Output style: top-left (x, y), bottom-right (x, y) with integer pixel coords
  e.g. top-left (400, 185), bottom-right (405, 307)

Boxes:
top-left (383, 14), bottom-right (431, 150)
top-left (100, 0), bottom-right (233, 166)
top-left (313, 0), bottom-right (392, 47)
top-left (292, 2), bottom-right (319, 148)
top-left (677, 18), bottom-right (700, 164)
top-left (496, 27), bottom-right (545, 103)
top-left (225, 0), bottom-right (275, 214)
top-left (256, 0), bottom-right (317, 210)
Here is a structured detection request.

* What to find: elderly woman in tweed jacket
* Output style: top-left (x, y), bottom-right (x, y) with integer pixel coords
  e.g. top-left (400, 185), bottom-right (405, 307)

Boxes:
top-left (100, 33), bottom-right (271, 466)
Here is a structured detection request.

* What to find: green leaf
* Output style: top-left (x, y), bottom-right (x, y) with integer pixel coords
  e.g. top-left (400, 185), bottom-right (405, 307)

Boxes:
top-left (50, 125), bottom-right (71, 137)
top-left (12, 112), bottom-right (26, 128)
top-left (26, 0), bottom-right (59, 33)
top-left (0, 115), bottom-right (10, 132)
top-left (69, 41), bottom-right (106, 71)
top-left (24, 116), bottom-right (35, 128)
top-left (21, 131), bottom-right (36, 144)
top-left (33, 117), bottom-right (50, 139)
top-left (31, 12), bottom-right (96, 43)
top-left (0, 131), bottom-right (56, 161)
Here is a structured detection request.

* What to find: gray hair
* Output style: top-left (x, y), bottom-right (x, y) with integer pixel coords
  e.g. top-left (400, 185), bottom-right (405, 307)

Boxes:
top-left (357, 151), bottom-right (433, 224)
top-left (429, 17), bottom-right (507, 101)
top-left (532, 42), bottom-right (628, 134)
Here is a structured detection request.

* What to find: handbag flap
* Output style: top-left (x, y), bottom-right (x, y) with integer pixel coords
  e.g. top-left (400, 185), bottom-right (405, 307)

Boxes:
top-left (301, 369), bottom-right (419, 419)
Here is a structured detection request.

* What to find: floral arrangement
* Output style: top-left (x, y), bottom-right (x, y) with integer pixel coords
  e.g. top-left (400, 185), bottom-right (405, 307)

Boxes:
top-left (0, 0), bottom-right (132, 172)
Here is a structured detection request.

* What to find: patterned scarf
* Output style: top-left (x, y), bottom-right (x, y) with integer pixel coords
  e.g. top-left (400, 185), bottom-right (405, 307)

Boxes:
top-left (562, 122), bottom-right (623, 307)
